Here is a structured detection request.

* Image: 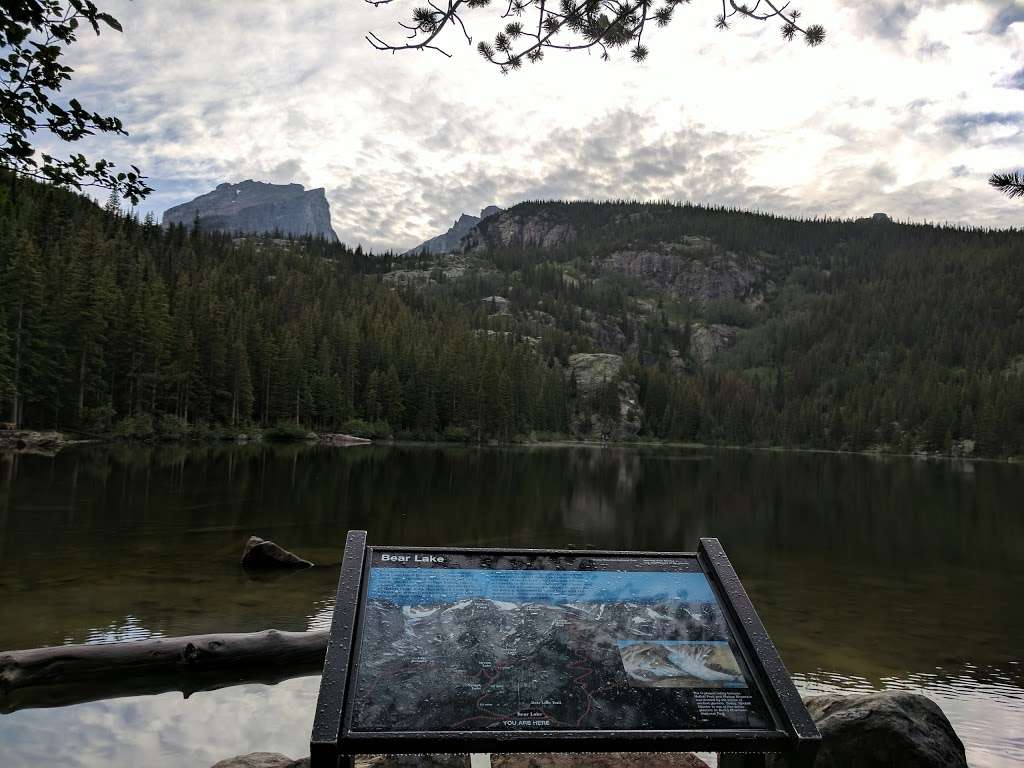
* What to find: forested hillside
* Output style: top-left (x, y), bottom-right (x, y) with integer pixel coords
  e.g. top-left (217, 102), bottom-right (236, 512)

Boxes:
top-left (386, 200), bottom-right (1024, 457)
top-left (2, 177), bottom-right (1023, 456)
top-left (0, 176), bottom-right (568, 441)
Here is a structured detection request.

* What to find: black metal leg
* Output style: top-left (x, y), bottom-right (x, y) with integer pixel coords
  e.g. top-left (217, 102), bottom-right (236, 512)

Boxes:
top-left (338, 754), bottom-right (355, 768)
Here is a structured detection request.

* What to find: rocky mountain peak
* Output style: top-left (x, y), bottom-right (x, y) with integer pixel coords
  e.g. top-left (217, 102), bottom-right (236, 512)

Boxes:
top-left (162, 180), bottom-right (338, 242)
top-left (405, 204), bottom-right (503, 256)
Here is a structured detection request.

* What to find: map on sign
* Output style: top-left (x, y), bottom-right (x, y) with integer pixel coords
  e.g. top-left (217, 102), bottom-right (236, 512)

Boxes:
top-left (349, 551), bottom-right (773, 733)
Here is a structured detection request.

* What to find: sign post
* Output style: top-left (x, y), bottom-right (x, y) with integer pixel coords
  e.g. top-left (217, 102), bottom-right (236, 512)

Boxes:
top-left (312, 532), bottom-right (818, 768)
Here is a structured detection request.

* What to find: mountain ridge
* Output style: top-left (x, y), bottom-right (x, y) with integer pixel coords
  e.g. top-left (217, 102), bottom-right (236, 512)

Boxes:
top-left (162, 179), bottom-right (338, 241)
top-left (405, 204), bottom-right (502, 255)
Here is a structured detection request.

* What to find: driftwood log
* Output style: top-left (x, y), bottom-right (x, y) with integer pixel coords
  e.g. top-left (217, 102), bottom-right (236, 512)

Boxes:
top-left (0, 628), bottom-right (328, 713)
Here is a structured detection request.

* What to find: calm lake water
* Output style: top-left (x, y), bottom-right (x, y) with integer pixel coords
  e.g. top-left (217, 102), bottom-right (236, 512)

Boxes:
top-left (0, 443), bottom-right (1022, 767)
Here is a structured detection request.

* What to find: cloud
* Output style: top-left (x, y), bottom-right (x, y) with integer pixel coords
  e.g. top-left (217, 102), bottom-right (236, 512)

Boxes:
top-left (1001, 67), bottom-right (1024, 89)
top-left (941, 111), bottom-right (1024, 141)
top-left (987, 1), bottom-right (1024, 33)
top-left (31, 0), bottom-right (1024, 251)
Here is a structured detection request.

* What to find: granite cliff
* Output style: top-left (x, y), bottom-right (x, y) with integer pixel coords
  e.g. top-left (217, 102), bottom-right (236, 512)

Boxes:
top-left (162, 180), bottom-right (338, 241)
top-left (386, 201), bottom-right (778, 440)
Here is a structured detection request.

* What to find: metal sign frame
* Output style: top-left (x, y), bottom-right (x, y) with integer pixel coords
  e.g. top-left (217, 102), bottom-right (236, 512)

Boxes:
top-left (311, 531), bottom-right (819, 768)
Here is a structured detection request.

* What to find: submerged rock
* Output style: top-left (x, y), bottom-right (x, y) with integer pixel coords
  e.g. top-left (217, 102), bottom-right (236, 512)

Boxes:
top-left (240, 536), bottom-right (313, 569)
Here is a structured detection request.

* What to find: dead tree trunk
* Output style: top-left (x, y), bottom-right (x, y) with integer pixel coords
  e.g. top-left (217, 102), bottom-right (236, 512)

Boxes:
top-left (0, 628), bottom-right (327, 713)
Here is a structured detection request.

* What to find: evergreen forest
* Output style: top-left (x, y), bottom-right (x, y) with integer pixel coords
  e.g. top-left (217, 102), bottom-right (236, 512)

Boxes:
top-left (2, 176), bottom-right (1023, 457)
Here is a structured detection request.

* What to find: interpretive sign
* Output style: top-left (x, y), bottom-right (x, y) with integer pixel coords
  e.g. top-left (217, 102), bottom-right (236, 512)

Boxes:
top-left (311, 533), bottom-right (819, 768)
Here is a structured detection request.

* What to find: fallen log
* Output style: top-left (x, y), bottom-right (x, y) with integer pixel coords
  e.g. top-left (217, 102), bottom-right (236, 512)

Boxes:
top-left (0, 628), bottom-right (327, 713)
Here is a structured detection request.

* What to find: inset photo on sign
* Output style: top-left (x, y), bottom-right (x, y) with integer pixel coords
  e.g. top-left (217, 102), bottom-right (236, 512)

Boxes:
top-left (617, 640), bottom-right (746, 688)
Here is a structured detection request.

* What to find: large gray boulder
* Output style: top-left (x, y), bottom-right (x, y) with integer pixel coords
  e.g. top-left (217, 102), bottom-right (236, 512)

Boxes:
top-left (240, 536), bottom-right (313, 569)
top-left (772, 691), bottom-right (967, 768)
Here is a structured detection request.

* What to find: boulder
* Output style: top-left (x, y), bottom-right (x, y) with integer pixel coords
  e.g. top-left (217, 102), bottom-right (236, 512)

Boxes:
top-left (770, 691), bottom-right (967, 768)
top-left (240, 536), bottom-right (313, 569)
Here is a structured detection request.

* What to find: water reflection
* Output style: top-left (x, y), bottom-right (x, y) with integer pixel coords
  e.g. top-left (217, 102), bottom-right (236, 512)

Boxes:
top-left (1, 443), bottom-right (1022, 765)
top-left (0, 676), bottom-right (321, 768)
top-left (0, 671), bottom-right (1018, 768)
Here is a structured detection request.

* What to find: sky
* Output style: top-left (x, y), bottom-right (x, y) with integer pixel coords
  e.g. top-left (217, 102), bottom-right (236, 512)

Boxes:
top-left (50, 0), bottom-right (1024, 251)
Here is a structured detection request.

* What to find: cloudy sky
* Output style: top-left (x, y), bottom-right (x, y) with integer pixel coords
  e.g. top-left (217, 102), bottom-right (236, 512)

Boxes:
top-left (53, 0), bottom-right (1024, 251)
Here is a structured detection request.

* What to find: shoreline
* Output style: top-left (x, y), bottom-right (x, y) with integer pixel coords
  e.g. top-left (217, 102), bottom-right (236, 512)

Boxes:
top-left (2, 429), bottom-right (1020, 464)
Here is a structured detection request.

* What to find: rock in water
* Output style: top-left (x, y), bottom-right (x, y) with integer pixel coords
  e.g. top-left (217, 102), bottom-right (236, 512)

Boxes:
top-left (162, 180), bottom-right (338, 241)
top-left (240, 536), bottom-right (313, 569)
top-left (777, 691), bottom-right (968, 768)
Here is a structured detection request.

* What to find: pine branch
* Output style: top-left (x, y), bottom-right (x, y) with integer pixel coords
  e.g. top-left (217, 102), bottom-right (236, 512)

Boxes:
top-left (989, 170), bottom-right (1024, 200)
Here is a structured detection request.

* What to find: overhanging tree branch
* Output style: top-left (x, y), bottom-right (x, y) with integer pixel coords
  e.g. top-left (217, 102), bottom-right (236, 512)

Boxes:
top-left (364, 0), bottom-right (825, 72)
top-left (0, 0), bottom-right (151, 203)
top-left (989, 170), bottom-right (1024, 200)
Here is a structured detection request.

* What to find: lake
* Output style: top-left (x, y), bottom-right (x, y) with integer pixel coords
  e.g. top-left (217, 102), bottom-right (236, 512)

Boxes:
top-left (0, 443), bottom-right (1021, 767)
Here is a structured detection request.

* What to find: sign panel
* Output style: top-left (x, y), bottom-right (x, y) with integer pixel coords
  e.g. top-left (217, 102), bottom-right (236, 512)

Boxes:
top-left (310, 534), bottom-right (820, 768)
top-left (348, 551), bottom-right (773, 733)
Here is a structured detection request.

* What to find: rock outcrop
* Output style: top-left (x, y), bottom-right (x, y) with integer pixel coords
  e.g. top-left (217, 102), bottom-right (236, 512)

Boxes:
top-left (464, 210), bottom-right (576, 252)
top-left (567, 353), bottom-right (624, 396)
top-left (602, 243), bottom-right (768, 306)
top-left (407, 206), bottom-right (502, 255)
top-left (240, 536), bottom-right (314, 569)
top-left (567, 353), bottom-right (643, 441)
top-left (163, 181), bottom-right (338, 241)
top-left (689, 323), bottom-right (739, 364)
